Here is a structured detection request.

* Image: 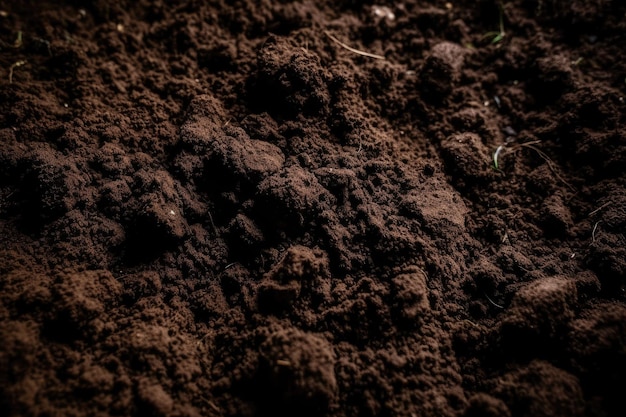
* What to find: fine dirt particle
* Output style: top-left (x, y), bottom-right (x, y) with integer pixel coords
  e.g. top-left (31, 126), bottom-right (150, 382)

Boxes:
top-left (135, 379), bottom-right (174, 417)
top-left (250, 35), bottom-right (331, 118)
top-left (499, 276), bottom-right (578, 355)
top-left (257, 326), bottom-right (337, 415)
top-left (441, 132), bottom-right (495, 184)
top-left (257, 245), bottom-right (330, 313)
top-left (464, 393), bottom-right (512, 417)
top-left (419, 41), bottom-right (467, 100)
top-left (491, 361), bottom-right (585, 417)
top-left (568, 303), bottom-right (626, 414)
top-left (390, 266), bottom-right (431, 323)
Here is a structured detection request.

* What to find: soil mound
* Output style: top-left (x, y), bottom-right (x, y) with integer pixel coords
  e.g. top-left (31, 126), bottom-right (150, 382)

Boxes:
top-left (1, 1), bottom-right (625, 416)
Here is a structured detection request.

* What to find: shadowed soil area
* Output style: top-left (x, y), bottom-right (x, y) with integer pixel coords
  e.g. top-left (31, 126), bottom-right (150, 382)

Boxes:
top-left (1, 1), bottom-right (625, 416)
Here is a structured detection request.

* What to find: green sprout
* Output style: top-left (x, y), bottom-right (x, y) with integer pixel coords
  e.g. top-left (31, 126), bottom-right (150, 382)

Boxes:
top-left (8, 60), bottom-right (27, 84)
top-left (12, 31), bottom-right (22, 48)
top-left (484, 2), bottom-right (506, 44)
top-left (492, 145), bottom-right (505, 170)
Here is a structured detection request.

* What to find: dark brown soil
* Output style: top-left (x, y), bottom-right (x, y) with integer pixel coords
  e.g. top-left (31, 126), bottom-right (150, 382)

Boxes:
top-left (1, 1), bottom-right (625, 416)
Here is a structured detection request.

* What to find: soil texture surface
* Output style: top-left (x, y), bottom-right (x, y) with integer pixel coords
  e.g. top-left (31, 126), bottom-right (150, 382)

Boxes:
top-left (1, 1), bottom-right (625, 416)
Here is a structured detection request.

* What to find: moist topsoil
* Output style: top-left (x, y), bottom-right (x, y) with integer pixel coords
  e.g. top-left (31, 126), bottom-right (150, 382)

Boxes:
top-left (1, 1), bottom-right (625, 416)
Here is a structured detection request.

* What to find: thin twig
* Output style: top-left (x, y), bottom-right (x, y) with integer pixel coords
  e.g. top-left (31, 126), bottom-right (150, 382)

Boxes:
top-left (207, 210), bottom-right (218, 236)
top-left (460, 319), bottom-right (481, 329)
top-left (323, 30), bottom-right (385, 60)
top-left (200, 397), bottom-right (221, 413)
top-left (518, 143), bottom-right (576, 192)
top-left (589, 201), bottom-right (612, 216)
top-left (493, 140), bottom-right (574, 192)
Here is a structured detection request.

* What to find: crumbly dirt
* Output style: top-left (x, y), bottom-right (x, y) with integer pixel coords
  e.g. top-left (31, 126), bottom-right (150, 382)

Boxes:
top-left (1, 1), bottom-right (625, 416)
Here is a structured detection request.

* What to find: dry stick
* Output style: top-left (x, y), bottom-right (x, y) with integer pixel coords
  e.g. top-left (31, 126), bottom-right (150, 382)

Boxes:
top-left (207, 210), bottom-right (218, 236)
top-left (460, 319), bottom-right (481, 329)
top-left (589, 201), bottom-right (613, 216)
top-left (200, 397), bottom-right (221, 413)
top-left (323, 30), bottom-right (386, 60)
top-left (207, 401), bottom-right (220, 413)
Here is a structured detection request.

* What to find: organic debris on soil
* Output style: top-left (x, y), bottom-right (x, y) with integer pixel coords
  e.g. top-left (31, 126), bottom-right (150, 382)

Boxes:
top-left (1, 1), bottom-right (625, 416)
